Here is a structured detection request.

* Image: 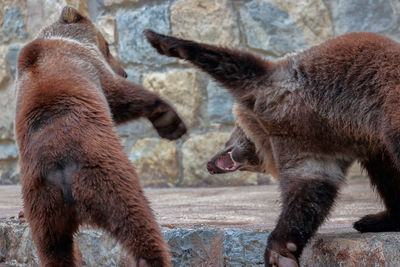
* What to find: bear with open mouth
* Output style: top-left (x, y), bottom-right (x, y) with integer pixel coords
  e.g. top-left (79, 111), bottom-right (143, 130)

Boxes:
top-left (146, 29), bottom-right (400, 267)
top-left (207, 104), bottom-right (276, 177)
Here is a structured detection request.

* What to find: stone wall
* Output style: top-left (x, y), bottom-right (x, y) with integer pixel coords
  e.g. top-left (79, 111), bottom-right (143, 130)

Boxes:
top-left (1, 0), bottom-right (398, 186)
top-left (2, 220), bottom-right (400, 266)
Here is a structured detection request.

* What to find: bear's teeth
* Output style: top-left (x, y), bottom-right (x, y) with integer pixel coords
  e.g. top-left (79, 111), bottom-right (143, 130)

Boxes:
top-left (228, 151), bottom-right (238, 167)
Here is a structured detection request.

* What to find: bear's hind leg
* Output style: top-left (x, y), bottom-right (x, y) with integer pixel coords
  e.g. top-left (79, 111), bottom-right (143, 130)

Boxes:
top-left (80, 171), bottom-right (171, 267)
top-left (24, 185), bottom-right (80, 267)
top-left (355, 152), bottom-right (400, 232)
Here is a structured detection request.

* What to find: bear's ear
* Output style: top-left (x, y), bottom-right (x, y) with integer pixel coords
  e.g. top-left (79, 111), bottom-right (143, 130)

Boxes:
top-left (60, 6), bottom-right (83, 24)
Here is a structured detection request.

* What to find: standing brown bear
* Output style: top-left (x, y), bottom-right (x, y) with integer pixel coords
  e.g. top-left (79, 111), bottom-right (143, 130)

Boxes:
top-left (15, 7), bottom-right (186, 267)
top-left (145, 30), bottom-right (400, 267)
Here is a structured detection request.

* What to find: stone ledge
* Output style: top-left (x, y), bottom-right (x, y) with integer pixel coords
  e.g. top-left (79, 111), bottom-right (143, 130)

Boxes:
top-left (1, 220), bottom-right (400, 266)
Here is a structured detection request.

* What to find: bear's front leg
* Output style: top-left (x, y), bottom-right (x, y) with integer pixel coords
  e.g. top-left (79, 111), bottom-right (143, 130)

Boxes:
top-left (103, 77), bottom-right (187, 140)
top-left (265, 154), bottom-right (348, 267)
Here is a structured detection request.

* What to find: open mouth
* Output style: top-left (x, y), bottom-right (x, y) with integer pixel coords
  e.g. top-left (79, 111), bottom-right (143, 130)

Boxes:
top-left (216, 151), bottom-right (240, 171)
top-left (207, 148), bottom-right (242, 174)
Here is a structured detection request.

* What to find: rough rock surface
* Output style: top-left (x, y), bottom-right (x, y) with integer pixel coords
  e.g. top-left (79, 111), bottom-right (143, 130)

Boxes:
top-left (239, 0), bottom-right (307, 57)
top-left (2, 220), bottom-right (400, 267)
top-left (327, 0), bottom-right (400, 41)
top-left (207, 80), bottom-right (235, 125)
top-left (171, 0), bottom-right (240, 46)
top-left (116, 4), bottom-right (175, 66)
top-left (267, 0), bottom-right (334, 45)
top-left (0, 46), bottom-right (9, 88)
top-left (1, 6), bottom-right (28, 43)
top-left (143, 69), bottom-right (203, 128)
top-left (129, 138), bottom-right (179, 187)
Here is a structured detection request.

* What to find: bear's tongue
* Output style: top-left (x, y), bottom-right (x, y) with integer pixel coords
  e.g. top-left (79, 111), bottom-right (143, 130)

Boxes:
top-left (216, 151), bottom-right (239, 171)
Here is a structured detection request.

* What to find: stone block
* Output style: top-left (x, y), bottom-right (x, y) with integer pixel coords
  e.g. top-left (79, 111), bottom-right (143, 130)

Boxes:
top-left (1, 6), bottom-right (28, 42)
top-left (116, 4), bottom-right (175, 66)
top-left (0, 143), bottom-right (18, 161)
top-left (96, 15), bottom-right (117, 44)
top-left (129, 138), bottom-right (179, 187)
top-left (223, 230), bottom-right (269, 266)
top-left (0, 160), bottom-right (20, 185)
top-left (164, 228), bottom-right (223, 266)
top-left (301, 232), bottom-right (400, 266)
top-left (6, 45), bottom-right (21, 80)
top-left (0, 46), bottom-right (10, 87)
top-left (207, 80), bottom-right (234, 124)
top-left (181, 132), bottom-right (258, 186)
top-left (143, 69), bottom-right (203, 128)
top-left (0, 86), bottom-right (16, 143)
top-left (328, 0), bottom-right (400, 40)
top-left (171, 0), bottom-right (240, 46)
top-left (239, 0), bottom-right (307, 57)
top-left (268, 0), bottom-right (334, 45)
top-left (77, 230), bottom-right (128, 267)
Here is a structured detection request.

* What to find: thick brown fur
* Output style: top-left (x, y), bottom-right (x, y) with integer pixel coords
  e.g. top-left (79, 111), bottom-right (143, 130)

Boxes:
top-left (145, 30), bottom-right (400, 267)
top-left (15, 8), bottom-right (187, 267)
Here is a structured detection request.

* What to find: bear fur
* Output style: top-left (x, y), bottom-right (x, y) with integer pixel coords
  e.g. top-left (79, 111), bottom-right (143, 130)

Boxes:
top-left (15, 7), bottom-right (186, 267)
top-left (145, 30), bottom-right (400, 267)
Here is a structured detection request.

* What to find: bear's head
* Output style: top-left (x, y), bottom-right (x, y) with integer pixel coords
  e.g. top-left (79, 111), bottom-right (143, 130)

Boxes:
top-left (39, 6), bottom-right (127, 78)
top-left (207, 126), bottom-right (264, 174)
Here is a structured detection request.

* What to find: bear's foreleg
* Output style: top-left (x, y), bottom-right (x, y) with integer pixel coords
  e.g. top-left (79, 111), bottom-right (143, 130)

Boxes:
top-left (104, 78), bottom-right (186, 140)
top-left (264, 152), bottom-right (347, 267)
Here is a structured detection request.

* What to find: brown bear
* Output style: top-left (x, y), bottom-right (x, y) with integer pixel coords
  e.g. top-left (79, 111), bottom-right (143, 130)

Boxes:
top-left (15, 7), bottom-right (186, 267)
top-left (145, 30), bottom-right (400, 267)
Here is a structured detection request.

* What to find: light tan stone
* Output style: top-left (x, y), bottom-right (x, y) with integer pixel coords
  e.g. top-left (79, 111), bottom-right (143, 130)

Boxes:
top-left (268, 0), bottom-right (334, 45)
top-left (97, 15), bottom-right (117, 44)
top-left (143, 69), bottom-right (202, 127)
top-left (0, 46), bottom-right (10, 87)
top-left (130, 138), bottom-right (179, 187)
top-left (182, 132), bottom-right (258, 186)
top-left (171, 0), bottom-right (240, 46)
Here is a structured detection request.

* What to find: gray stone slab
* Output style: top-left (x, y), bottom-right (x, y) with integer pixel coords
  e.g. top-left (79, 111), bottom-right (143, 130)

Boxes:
top-left (2, 6), bottom-right (28, 43)
top-left (6, 45), bottom-right (21, 80)
top-left (328, 0), bottom-right (400, 41)
top-left (1, 222), bottom-right (400, 266)
top-left (207, 80), bottom-right (235, 124)
top-left (115, 4), bottom-right (175, 66)
top-left (239, 0), bottom-right (307, 57)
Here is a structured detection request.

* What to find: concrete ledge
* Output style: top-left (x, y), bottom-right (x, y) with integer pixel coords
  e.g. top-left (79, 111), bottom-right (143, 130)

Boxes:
top-left (1, 220), bottom-right (400, 266)
top-left (2, 179), bottom-right (398, 266)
